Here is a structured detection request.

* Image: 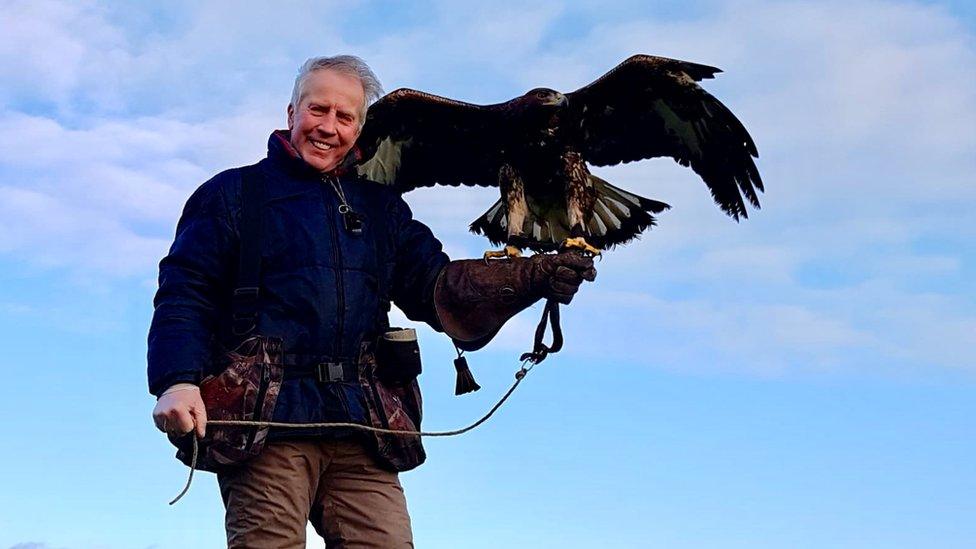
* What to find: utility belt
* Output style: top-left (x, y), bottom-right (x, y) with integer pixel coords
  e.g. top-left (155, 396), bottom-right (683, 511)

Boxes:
top-left (208, 329), bottom-right (420, 385)
top-left (277, 328), bottom-right (421, 385)
top-left (209, 351), bottom-right (359, 383)
top-left (281, 356), bottom-right (360, 383)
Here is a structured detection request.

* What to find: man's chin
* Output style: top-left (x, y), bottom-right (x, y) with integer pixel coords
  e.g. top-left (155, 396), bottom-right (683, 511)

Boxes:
top-left (301, 148), bottom-right (338, 172)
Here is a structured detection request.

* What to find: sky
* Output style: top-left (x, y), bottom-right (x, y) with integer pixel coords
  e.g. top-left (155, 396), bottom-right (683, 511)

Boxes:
top-left (0, 0), bottom-right (974, 547)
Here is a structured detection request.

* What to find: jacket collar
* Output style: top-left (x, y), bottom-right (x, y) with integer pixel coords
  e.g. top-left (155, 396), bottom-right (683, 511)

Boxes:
top-left (267, 130), bottom-right (362, 180)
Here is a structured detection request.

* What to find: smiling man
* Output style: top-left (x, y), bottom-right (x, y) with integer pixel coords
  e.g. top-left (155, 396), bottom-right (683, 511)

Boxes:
top-left (148, 55), bottom-right (596, 548)
top-left (288, 67), bottom-right (363, 172)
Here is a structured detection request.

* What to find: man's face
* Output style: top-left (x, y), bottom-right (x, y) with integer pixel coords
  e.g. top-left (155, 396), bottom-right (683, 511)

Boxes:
top-left (288, 69), bottom-right (365, 173)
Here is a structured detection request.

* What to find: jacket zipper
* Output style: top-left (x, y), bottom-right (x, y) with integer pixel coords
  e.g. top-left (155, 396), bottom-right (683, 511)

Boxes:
top-left (322, 176), bottom-right (387, 430)
top-left (324, 176), bottom-right (346, 359)
top-left (243, 363), bottom-right (270, 452)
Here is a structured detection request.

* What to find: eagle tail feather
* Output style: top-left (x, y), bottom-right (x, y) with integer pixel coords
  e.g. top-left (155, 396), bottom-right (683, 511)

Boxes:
top-left (469, 200), bottom-right (509, 247)
top-left (470, 175), bottom-right (670, 253)
top-left (585, 175), bottom-right (670, 250)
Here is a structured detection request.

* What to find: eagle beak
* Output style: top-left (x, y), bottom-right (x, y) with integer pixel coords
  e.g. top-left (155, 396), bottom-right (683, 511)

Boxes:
top-left (550, 93), bottom-right (568, 107)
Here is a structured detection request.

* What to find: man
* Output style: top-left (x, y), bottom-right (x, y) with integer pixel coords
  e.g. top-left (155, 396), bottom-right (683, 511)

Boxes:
top-left (149, 55), bottom-right (595, 548)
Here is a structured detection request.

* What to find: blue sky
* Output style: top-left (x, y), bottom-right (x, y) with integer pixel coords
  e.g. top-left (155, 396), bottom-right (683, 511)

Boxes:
top-left (1, 0), bottom-right (974, 547)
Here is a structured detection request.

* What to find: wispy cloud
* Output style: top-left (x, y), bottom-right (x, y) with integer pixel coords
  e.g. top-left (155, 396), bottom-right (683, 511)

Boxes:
top-left (0, 0), bottom-right (972, 376)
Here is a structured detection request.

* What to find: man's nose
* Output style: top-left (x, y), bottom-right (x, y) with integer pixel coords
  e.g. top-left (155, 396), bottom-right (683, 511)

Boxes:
top-left (317, 113), bottom-right (338, 135)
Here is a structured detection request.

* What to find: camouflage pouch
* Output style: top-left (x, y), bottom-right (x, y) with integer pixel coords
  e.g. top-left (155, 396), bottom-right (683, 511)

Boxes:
top-left (171, 335), bottom-right (284, 472)
top-left (359, 341), bottom-right (426, 472)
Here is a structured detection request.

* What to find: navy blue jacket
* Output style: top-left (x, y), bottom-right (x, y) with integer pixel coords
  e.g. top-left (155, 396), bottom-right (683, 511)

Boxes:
top-left (147, 131), bottom-right (449, 430)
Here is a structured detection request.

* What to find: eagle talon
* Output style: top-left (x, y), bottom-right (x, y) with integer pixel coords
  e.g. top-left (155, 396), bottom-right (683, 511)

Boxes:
top-left (560, 237), bottom-right (602, 257)
top-left (483, 245), bottom-right (523, 261)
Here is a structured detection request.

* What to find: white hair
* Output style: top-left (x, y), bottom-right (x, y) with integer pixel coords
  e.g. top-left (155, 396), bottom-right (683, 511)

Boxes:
top-left (290, 55), bottom-right (383, 128)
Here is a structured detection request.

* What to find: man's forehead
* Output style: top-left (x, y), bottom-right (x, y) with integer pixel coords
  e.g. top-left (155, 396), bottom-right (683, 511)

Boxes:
top-left (300, 69), bottom-right (365, 106)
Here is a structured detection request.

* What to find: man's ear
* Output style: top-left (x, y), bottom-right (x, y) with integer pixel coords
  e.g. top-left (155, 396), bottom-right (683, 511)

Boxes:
top-left (287, 104), bottom-right (295, 130)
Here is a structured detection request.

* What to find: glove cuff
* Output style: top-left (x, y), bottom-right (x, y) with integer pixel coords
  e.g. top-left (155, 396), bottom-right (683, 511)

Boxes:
top-left (433, 257), bottom-right (544, 351)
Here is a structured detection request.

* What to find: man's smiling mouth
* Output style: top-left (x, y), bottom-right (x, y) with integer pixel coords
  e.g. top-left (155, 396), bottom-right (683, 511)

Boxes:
top-left (310, 139), bottom-right (335, 151)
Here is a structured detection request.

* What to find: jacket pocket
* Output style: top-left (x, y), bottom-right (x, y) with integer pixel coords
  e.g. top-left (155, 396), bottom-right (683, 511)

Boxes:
top-left (171, 335), bottom-right (284, 472)
top-left (375, 327), bottom-right (422, 386)
top-left (358, 341), bottom-right (426, 472)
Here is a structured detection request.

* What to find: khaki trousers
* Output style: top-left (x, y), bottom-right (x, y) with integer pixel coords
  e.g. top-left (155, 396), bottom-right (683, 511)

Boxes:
top-left (217, 439), bottom-right (413, 548)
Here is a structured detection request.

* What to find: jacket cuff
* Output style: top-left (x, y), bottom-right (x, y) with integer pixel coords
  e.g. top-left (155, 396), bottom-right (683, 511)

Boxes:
top-left (149, 370), bottom-right (201, 398)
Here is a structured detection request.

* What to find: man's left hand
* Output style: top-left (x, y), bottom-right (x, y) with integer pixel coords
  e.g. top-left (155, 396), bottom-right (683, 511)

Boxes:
top-left (532, 251), bottom-right (598, 304)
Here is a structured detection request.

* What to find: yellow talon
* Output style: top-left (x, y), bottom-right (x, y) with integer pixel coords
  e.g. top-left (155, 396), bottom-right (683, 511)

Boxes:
top-left (560, 237), bottom-right (602, 257)
top-left (483, 245), bottom-right (523, 260)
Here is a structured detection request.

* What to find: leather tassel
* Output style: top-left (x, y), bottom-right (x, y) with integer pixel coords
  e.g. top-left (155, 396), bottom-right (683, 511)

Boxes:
top-left (453, 355), bottom-right (481, 395)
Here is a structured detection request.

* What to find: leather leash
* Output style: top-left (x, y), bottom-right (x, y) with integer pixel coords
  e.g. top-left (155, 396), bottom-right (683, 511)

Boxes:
top-left (169, 358), bottom-right (538, 505)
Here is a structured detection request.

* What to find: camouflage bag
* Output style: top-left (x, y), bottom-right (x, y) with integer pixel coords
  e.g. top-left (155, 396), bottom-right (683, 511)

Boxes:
top-left (358, 340), bottom-right (426, 472)
top-left (171, 335), bottom-right (284, 472)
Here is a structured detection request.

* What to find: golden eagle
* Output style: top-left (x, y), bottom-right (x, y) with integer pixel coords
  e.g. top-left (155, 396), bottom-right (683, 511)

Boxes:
top-left (351, 54), bottom-right (763, 257)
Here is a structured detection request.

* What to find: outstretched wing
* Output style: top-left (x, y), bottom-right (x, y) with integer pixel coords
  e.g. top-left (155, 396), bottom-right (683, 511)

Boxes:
top-left (353, 88), bottom-right (503, 192)
top-left (567, 54), bottom-right (763, 220)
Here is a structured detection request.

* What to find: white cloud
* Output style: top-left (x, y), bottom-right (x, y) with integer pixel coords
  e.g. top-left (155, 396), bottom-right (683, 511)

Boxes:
top-left (0, 0), bottom-right (128, 110)
top-left (0, 107), bottom-right (280, 276)
top-left (563, 288), bottom-right (872, 376)
top-left (0, 185), bottom-right (169, 276)
top-left (0, 0), bottom-right (972, 377)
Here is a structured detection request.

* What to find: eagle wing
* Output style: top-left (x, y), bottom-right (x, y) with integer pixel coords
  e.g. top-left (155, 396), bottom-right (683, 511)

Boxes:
top-left (566, 54), bottom-right (763, 220)
top-left (353, 88), bottom-right (503, 192)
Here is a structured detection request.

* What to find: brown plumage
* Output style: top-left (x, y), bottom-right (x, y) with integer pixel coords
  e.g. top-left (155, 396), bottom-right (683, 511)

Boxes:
top-left (350, 54), bottom-right (764, 254)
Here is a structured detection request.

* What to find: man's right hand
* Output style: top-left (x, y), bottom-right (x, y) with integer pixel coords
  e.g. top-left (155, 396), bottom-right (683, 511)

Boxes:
top-left (152, 383), bottom-right (208, 439)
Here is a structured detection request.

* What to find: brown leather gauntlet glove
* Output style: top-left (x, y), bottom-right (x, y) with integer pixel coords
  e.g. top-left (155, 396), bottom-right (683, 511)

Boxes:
top-left (434, 252), bottom-right (597, 351)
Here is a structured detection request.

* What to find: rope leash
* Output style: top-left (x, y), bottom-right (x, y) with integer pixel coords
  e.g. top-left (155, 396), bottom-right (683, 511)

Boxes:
top-left (169, 359), bottom-right (537, 505)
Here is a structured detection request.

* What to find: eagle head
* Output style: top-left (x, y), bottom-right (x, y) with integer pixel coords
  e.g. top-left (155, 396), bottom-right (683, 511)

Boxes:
top-left (510, 88), bottom-right (569, 136)
top-left (505, 88), bottom-right (569, 146)
top-left (521, 88), bottom-right (568, 110)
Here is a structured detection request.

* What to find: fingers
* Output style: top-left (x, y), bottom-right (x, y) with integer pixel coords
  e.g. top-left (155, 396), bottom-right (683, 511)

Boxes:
top-left (553, 251), bottom-right (594, 270)
top-left (152, 387), bottom-right (206, 438)
top-left (549, 286), bottom-right (577, 304)
top-left (553, 265), bottom-right (583, 285)
top-left (545, 254), bottom-right (597, 304)
top-left (153, 410), bottom-right (167, 432)
top-left (549, 267), bottom-right (582, 304)
top-left (551, 291), bottom-right (576, 305)
top-left (532, 250), bottom-right (599, 304)
top-left (174, 409), bottom-right (196, 436)
top-left (190, 398), bottom-right (208, 439)
top-left (554, 252), bottom-right (598, 281)
top-left (152, 403), bottom-right (194, 436)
